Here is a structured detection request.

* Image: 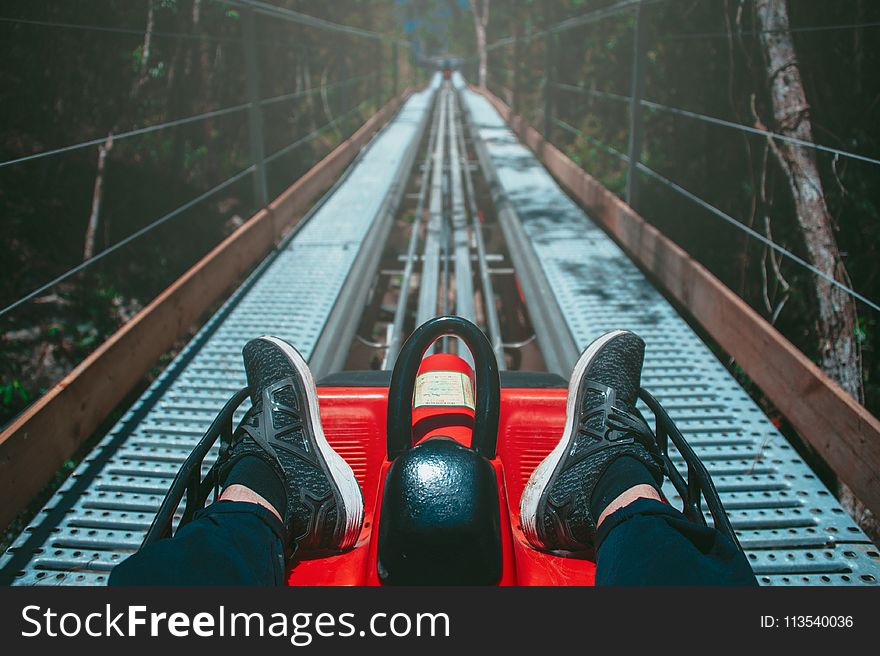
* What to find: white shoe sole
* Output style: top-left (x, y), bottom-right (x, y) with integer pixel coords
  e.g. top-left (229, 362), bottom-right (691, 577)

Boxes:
top-left (260, 336), bottom-right (364, 550)
top-left (519, 329), bottom-right (627, 548)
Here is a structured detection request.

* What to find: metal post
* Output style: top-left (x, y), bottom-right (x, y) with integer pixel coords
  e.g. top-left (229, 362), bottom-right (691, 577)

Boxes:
top-left (626, 1), bottom-right (646, 209)
top-left (375, 40), bottom-right (384, 107)
top-left (242, 7), bottom-right (268, 207)
top-left (513, 27), bottom-right (521, 114)
top-left (543, 31), bottom-right (555, 141)
top-left (392, 41), bottom-right (399, 96)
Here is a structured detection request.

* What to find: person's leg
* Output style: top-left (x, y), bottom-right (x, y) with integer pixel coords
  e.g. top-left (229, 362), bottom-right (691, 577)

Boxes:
top-left (592, 464), bottom-right (755, 585)
top-left (110, 475), bottom-right (287, 586)
top-left (520, 330), bottom-right (757, 585)
top-left (109, 499), bottom-right (286, 586)
top-left (595, 495), bottom-right (756, 586)
top-left (110, 335), bottom-right (364, 586)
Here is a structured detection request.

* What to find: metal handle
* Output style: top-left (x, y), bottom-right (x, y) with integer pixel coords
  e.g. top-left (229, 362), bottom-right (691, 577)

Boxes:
top-left (141, 387), bottom-right (249, 547)
top-left (639, 388), bottom-right (742, 551)
top-left (386, 316), bottom-right (500, 460)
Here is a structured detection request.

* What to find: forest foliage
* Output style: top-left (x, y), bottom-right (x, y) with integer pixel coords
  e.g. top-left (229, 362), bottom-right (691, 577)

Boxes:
top-left (0, 0), bottom-right (413, 426)
top-left (2, 0), bottom-right (880, 432)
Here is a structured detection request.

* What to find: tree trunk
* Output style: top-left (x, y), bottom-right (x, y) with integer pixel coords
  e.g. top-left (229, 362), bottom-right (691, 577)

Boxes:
top-left (192, 0), bottom-right (217, 178)
top-left (132, 0), bottom-right (155, 96)
top-left (755, 0), bottom-right (874, 538)
top-left (88, 2), bottom-right (148, 262)
top-left (469, 0), bottom-right (490, 88)
top-left (755, 0), bottom-right (861, 399)
top-left (83, 135), bottom-right (114, 261)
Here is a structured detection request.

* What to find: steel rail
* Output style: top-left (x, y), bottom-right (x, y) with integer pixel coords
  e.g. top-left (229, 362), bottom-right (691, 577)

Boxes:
top-left (455, 75), bottom-right (579, 376)
top-left (416, 85), bottom-right (449, 327)
top-left (448, 92), bottom-right (475, 326)
top-left (453, 92), bottom-right (505, 369)
top-left (383, 92), bottom-right (443, 367)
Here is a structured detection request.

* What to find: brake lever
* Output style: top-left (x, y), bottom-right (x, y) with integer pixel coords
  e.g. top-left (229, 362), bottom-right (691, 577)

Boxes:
top-left (639, 388), bottom-right (743, 552)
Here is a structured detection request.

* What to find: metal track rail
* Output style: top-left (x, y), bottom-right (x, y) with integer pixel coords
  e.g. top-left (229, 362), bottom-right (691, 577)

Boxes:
top-left (308, 81), bottom-right (435, 380)
top-left (449, 90), bottom-right (475, 326)
top-left (416, 84), bottom-right (449, 327)
top-left (383, 91), bottom-right (443, 367)
top-left (0, 75), bottom-right (440, 586)
top-left (454, 93), bottom-right (505, 369)
top-left (454, 73), bottom-right (880, 586)
top-left (380, 81), bottom-right (505, 367)
top-left (459, 91), bottom-right (579, 377)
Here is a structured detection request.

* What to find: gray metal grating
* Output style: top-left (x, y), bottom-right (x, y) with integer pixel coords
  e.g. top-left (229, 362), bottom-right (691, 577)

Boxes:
top-left (0, 79), bottom-right (439, 586)
top-left (457, 76), bottom-right (880, 586)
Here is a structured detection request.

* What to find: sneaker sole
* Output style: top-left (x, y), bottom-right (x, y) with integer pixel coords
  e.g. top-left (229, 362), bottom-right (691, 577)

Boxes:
top-left (519, 329), bottom-right (627, 549)
top-left (260, 336), bottom-right (364, 551)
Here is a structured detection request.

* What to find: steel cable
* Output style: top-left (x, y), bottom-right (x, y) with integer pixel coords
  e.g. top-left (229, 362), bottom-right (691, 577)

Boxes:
top-left (553, 82), bottom-right (880, 167)
top-left (0, 102), bottom-right (375, 319)
top-left (551, 120), bottom-right (880, 313)
top-left (0, 73), bottom-right (377, 170)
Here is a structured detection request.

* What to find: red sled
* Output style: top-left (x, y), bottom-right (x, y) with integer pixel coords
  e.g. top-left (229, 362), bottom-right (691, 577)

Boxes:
top-left (144, 316), bottom-right (739, 585)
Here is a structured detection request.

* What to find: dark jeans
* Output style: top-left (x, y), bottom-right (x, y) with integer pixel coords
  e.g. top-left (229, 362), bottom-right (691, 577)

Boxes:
top-left (110, 501), bottom-right (288, 586)
top-left (595, 498), bottom-right (756, 585)
top-left (109, 498), bottom-right (756, 586)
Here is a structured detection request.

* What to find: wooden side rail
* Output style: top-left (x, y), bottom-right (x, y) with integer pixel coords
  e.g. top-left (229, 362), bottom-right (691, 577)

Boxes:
top-left (0, 89), bottom-right (414, 531)
top-left (474, 85), bottom-right (880, 519)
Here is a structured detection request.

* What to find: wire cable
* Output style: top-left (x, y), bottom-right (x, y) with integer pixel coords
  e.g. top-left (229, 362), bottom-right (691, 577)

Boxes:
top-left (263, 99), bottom-right (370, 164)
top-left (0, 164), bottom-right (254, 320)
top-left (555, 119), bottom-right (629, 161)
top-left (0, 15), bottom-right (238, 42)
top-left (0, 73), bottom-right (377, 169)
top-left (553, 82), bottom-right (880, 167)
top-left (1, 103), bottom-right (250, 170)
top-left (661, 20), bottom-right (880, 40)
top-left (0, 14), bottom-right (386, 50)
top-left (637, 161), bottom-right (880, 312)
top-left (487, 0), bottom-right (671, 51)
top-left (482, 5), bottom-right (877, 53)
top-left (554, 82), bottom-right (629, 104)
top-left (258, 73), bottom-right (375, 109)
top-left (216, 0), bottom-right (409, 46)
top-left (640, 98), bottom-right (880, 167)
top-left (551, 120), bottom-right (880, 313)
top-left (0, 99), bottom-right (375, 319)
top-left (548, 0), bottom-right (667, 35)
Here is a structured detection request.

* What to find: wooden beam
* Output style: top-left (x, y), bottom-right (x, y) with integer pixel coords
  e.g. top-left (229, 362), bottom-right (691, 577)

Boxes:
top-left (473, 85), bottom-right (880, 519)
top-left (0, 89), bottom-right (413, 531)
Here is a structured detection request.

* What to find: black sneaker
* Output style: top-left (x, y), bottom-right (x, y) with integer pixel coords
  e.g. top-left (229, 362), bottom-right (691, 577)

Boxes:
top-left (519, 330), bottom-right (664, 552)
top-left (218, 336), bottom-right (363, 553)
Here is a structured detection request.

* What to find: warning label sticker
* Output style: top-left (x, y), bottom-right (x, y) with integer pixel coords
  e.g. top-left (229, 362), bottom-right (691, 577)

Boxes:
top-left (413, 370), bottom-right (475, 410)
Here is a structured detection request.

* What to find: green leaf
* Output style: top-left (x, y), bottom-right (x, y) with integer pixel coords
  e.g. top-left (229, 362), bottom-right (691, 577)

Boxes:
top-left (13, 380), bottom-right (29, 402)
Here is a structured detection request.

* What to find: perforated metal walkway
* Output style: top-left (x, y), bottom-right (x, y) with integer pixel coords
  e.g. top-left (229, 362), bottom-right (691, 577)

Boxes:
top-left (455, 73), bottom-right (880, 585)
top-left (0, 77), bottom-right (439, 585)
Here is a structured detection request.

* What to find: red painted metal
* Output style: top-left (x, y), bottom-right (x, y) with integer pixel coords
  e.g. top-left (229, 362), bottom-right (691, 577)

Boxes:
top-left (411, 353), bottom-right (475, 446)
top-left (287, 356), bottom-right (596, 586)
